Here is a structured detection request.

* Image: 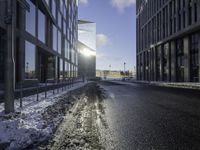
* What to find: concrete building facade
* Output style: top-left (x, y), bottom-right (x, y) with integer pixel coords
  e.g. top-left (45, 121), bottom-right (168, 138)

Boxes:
top-left (136, 0), bottom-right (200, 82)
top-left (0, 0), bottom-right (78, 88)
top-left (78, 20), bottom-right (96, 80)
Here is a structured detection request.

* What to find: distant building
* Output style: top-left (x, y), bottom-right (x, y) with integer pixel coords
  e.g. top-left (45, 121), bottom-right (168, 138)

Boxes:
top-left (0, 0), bottom-right (78, 88)
top-left (78, 20), bottom-right (96, 80)
top-left (96, 70), bottom-right (134, 79)
top-left (136, 0), bottom-right (200, 82)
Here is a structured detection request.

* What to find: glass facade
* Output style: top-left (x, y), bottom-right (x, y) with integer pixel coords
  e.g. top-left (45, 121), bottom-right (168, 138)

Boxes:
top-left (176, 39), bottom-right (184, 82)
top-left (47, 56), bottom-right (55, 79)
top-left (25, 41), bottom-right (36, 79)
top-left (59, 58), bottom-right (63, 80)
top-left (26, 0), bottom-right (36, 36)
top-left (136, 0), bottom-right (200, 82)
top-left (53, 25), bottom-right (57, 51)
top-left (58, 31), bottom-right (62, 54)
top-left (52, 0), bottom-right (56, 19)
top-left (78, 21), bottom-right (96, 78)
top-left (190, 34), bottom-right (199, 82)
top-left (38, 10), bottom-right (46, 43)
top-left (0, 0), bottom-right (78, 85)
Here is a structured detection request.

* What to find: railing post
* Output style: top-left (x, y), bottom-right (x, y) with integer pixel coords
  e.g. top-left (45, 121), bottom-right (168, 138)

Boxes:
top-left (53, 80), bottom-right (55, 95)
top-left (62, 80), bottom-right (64, 91)
top-left (57, 81), bottom-right (59, 94)
top-left (36, 80), bottom-right (39, 101)
top-left (45, 80), bottom-right (47, 98)
top-left (20, 81), bottom-right (23, 108)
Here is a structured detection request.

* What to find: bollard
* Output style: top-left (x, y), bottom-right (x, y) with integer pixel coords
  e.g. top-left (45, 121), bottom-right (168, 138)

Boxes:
top-left (20, 81), bottom-right (23, 108)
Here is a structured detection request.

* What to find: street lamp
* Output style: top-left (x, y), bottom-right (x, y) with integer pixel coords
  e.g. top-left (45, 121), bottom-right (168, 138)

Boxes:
top-left (124, 62), bottom-right (126, 74)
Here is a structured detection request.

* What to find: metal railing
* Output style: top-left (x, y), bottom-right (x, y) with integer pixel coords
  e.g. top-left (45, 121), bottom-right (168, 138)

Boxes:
top-left (0, 78), bottom-right (83, 108)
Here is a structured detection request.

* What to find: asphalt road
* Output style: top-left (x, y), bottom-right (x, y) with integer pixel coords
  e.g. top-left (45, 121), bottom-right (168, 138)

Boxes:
top-left (99, 81), bottom-right (200, 150)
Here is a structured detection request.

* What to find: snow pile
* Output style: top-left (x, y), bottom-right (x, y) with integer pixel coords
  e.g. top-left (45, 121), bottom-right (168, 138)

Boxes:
top-left (120, 80), bottom-right (200, 90)
top-left (159, 82), bottom-right (200, 89)
top-left (0, 82), bottom-right (87, 150)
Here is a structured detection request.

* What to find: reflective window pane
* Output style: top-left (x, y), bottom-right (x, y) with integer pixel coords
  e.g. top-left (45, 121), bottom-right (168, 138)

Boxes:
top-left (38, 10), bottom-right (46, 43)
top-left (45, 0), bottom-right (49, 6)
top-left (26, 0), bottom-right (36, 36)
top-left (60, 58), bottom-right (63, 79)
top-left (53, 25), bottom-right (57, 51)
top-left (58, 31), bottom-right (62, 54)
top-left (52, 0), bottom-right (56, 19)
top-left (25, 41), bottom-right (36, 79)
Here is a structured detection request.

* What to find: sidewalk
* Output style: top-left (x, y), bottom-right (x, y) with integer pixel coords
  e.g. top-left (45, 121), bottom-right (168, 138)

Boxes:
top-left (131, 80), bottom-right (200, 90)
top-left (0, 82), bottom-right (89, 150)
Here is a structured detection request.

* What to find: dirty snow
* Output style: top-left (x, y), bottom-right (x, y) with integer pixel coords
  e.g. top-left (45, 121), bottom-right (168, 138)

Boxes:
top-left (0, 82), bottom-right (88, 150)
top-left (110, 80), bottom-right (200, 90)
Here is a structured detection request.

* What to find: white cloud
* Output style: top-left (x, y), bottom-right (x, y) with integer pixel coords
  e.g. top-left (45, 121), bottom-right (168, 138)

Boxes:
top-left (96, 34), bottom-right (109, 48)
top-left (110, 0), bottom-right (136, 13)
top-left (79, 0), bottom-right (88, 5)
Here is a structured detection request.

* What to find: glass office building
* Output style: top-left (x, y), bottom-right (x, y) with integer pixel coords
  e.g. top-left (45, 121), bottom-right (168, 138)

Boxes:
top-left (78, 20), bottom-right (96, 79)
top-left (0, 0), bottom-right (78, 87)
top-left (136, 0), bottom-right (200, 82)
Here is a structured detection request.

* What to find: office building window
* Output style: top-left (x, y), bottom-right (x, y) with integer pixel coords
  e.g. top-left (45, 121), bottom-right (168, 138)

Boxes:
top-left (190, 33), bottom-right (199, 82)
top-left (194, 3), bottom-right (197, 23)
top-left (63, 21), bottom-right (66, 36)
top-left (65, 61), bottom-right (69, 78)
top-left (60, 58), bottom-right (63, 80)
top-left (52, 0), bottom-right (56, 19)
top-left (58, 31), bottom-right (62, 54)
top-left (156, 47), bottom-right (161, 81)
top-left (53, 25), bottom-right (57, 51)
top-left (176, 39), bottom-right (184, 82)
top-left (188, 0), bottom-right (192, 25)
top-left (45, 0), bottom-right (49, 6)
top-left (65, 39), bottom-right (68, 58)
top-left (26, 0), bottom-right (36, 36)
top-left (47, 56), bottom-right (55, 79)
top-left (38, 10), bottom-right (46, 43)
top-left (25, 41), bottom-right (36, 79)
top-left (58, 12), bottom-right (62, 28)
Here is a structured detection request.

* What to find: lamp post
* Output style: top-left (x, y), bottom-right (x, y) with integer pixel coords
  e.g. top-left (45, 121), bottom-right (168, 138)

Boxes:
top-left (124, 62), bottom-right (126, 75)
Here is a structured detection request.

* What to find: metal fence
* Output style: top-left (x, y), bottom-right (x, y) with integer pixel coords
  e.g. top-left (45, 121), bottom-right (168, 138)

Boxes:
top-left (0, 78), bottom-right (83, 107)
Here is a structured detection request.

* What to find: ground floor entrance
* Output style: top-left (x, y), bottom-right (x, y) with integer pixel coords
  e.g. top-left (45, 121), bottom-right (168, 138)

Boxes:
top-left (37, 49), bottom-right (55, 83)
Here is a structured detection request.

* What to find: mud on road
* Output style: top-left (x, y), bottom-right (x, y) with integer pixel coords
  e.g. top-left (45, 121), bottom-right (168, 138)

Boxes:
top-left (38, 82), bottom-right (113, 150)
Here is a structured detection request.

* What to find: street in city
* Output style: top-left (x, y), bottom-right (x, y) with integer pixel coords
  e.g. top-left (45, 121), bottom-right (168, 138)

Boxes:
top-left (36, 81), bottom-right (200, 150)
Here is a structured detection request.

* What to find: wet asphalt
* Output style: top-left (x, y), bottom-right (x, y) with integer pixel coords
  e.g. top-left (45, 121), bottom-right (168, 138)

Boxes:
top-left (99, 81), bottom-right (200, 150)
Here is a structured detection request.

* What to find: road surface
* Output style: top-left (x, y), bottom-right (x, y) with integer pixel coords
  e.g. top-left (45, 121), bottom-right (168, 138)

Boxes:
top-left (39, 81), bottom-right (200, 150)
top-left (100, 81), bottom-right (200, 150)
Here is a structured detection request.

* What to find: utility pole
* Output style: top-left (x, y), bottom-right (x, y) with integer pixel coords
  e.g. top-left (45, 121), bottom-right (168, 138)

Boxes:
top-left (4, 0), bottom-right (15, 113)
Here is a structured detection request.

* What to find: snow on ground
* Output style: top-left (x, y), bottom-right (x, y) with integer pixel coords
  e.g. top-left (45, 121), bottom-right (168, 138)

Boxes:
top-left (136, 81), bottom-right (200, 90)
top-left (0, 82), bottom-right (88, 150)
top-left (108, 80), bottom-right (200, 90)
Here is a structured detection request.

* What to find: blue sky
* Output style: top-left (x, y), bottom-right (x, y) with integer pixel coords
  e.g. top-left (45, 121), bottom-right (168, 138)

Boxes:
top-left (78, 0), bottom-right (136, 71)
